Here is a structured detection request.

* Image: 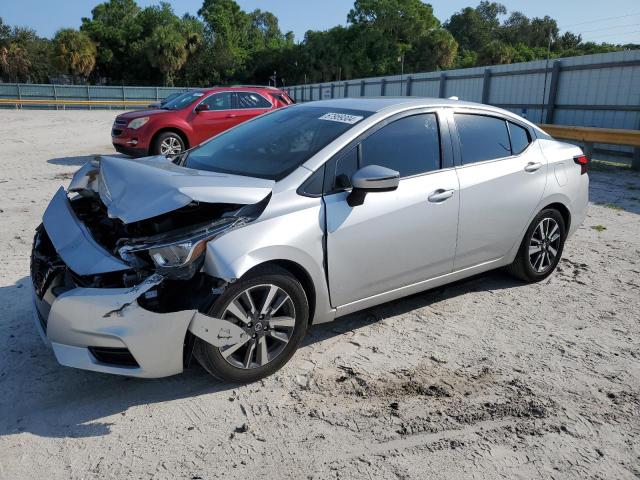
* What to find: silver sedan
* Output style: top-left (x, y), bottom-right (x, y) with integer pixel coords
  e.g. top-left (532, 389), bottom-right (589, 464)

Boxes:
top-left (31, 98), bottom-right (589, 382)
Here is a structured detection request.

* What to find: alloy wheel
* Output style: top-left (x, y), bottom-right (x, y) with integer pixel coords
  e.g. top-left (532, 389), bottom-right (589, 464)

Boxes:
top-left (529, 217), bottom-right (561, 273)
top-left (218, 284), bottom-right (296, 369)
top-left (159, 136), bottom-right (183, 155)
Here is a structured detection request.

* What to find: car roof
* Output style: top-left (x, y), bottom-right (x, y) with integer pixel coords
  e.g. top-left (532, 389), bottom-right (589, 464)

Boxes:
top-left (197, 86), bottom-right (285, 94)
top-left (299, 97), bottom-right (544, 133)
top-left (301, 97), bottom-right (497, 113)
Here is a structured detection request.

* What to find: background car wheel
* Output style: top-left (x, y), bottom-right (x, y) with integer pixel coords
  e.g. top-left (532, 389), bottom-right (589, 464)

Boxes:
top-left (194, 265), bottom-right (309, 383)
top-left (506, 208), bottom-right (566, 282)
top-left (151, 132), bottom-right (185, 156)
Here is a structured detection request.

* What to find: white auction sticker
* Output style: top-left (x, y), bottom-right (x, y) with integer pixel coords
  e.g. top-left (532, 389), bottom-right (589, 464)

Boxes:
top-left (319, 112), bottom-right (364, 124)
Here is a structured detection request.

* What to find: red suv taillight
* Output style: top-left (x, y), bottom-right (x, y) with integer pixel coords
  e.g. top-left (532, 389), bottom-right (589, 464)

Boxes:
top-left (574, 154), bottom-right (589, 175)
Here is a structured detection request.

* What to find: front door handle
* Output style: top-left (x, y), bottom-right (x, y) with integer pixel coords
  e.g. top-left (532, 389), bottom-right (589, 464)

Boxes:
top-left (428, 189), bottom-right (455, 203)
top-left (524, 161), bottom-right (543, 172)
top-left (226, 114), bottom-right (237, 118)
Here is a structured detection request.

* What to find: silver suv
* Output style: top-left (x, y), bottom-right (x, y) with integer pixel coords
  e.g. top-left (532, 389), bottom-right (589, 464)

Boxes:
top-left (31, 98), bottom-right (589, 383)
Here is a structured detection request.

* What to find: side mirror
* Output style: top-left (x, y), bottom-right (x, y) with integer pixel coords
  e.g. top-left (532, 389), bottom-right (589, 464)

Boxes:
top-left (195, 103), bottom-right (209, 113)
top-left (347, 165), bottom-right (399, 207)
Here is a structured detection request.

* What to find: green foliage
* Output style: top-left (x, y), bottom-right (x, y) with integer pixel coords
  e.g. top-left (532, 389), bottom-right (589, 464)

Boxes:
top-left (52, 29), bottom-right (97, 82)
top-left (0, 1), bottom-right (636, 87)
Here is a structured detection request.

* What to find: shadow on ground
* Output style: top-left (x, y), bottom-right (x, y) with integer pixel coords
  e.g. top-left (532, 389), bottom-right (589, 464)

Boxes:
top-left (0, 269), bottom-right (522, 440)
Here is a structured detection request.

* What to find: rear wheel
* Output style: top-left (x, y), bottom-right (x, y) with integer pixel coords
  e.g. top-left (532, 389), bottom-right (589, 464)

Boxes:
top-left (151, 131), bottom-right (185, 156)
top-left (507, 208), bottom-right (566, 282)
top-left (194, 266), bottom-right (309, 383)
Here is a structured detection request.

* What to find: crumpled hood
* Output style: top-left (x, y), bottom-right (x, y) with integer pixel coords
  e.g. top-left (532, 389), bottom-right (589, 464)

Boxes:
top-left (93, 155), bottom-right (274, 224)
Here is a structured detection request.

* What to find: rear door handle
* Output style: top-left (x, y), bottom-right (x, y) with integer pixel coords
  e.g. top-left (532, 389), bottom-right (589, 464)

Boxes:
top-left (524, 161), bottom-right (543, 172)
top-left (428, 189), bottom-right (455, 203)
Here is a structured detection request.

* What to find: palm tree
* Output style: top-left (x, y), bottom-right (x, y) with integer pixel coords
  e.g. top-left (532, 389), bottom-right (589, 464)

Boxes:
top-left (52, 28), bottom-right (97, 83)
top-left (145, 24), bottom-right (189, 86)
top-left (0, 43), bottom-right (31, 82)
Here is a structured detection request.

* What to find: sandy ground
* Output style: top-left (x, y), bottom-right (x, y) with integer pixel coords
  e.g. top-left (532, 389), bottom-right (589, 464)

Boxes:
top-left (0, 110), bottom-right (639, 479)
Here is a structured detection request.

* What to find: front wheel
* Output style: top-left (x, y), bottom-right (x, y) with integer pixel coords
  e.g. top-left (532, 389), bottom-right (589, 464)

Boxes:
top-left (507, 208), bottom-right (566, 282)
top-left (194, 266), bottom-right (309, 383)
top-left (151, 131), bottom-right (185, 156)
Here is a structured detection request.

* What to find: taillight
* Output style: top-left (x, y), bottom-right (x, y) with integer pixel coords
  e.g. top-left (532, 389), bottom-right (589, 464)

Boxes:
top-left (574, 154), bottom-right (589, 175)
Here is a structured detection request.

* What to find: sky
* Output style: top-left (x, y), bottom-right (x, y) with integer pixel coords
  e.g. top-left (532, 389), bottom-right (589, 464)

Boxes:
top-left (1, 0), bottom-right (639, 44)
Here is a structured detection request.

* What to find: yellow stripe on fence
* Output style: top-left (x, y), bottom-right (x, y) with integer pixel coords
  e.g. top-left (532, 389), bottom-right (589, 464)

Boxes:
top-left (0, 98), bottom-right (152, 107)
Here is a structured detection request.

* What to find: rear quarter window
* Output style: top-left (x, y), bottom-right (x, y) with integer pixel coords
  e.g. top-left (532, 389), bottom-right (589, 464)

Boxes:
top-left (508, 122), bottom-right (531, 155)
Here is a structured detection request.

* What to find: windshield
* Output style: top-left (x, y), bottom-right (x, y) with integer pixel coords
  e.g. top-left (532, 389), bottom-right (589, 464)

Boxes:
top-left (161, 91), bottom-right (205, 110)
top-left (184, 106), bottom-right (372, 180)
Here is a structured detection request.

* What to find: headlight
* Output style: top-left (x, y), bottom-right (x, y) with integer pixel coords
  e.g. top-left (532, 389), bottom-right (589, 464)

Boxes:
top-left (119, 217), bottom-right (245, 279)
top-left (148, 238), bottom-right (208, 268)
top-left (127, 117), bottom-right (149, 129)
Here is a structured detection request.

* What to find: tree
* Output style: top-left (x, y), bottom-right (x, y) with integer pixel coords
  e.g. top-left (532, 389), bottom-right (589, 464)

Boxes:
top-left (80, 0), bottom-right (142, 82)
top-left (407, 29), bottom-right (458, 72)
top-left (199, 0), bottom-right (251, 78)
top-left (52, 29), bottom-right (97, 83)
top-left (0, 43), bottom-right (31, 82)
top-left (445, 1), bottom-right (506, 52)
top-left (145, 24), bottom-right (188, 86)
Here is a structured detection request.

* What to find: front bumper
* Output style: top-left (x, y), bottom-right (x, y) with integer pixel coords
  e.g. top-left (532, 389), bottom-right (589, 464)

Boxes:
top-left (111, 124), bottom-right (150, 157)
top-left (31, 189), bottom-right (246, 378)
top-left (32, 276), bottom-right (197, 378)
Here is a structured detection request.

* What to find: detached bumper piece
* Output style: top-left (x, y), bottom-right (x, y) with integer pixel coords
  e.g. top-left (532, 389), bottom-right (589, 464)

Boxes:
top-left (31, 189), bottom-right (247, 378)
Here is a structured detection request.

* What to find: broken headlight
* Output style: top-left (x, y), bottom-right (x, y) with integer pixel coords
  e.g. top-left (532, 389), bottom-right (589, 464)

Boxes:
top-left (119, 217), bottom-right (246, 279)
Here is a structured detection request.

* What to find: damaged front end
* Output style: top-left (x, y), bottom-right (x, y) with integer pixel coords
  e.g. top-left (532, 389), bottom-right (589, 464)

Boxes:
top-left (31, 155), bottom-right (270, 378)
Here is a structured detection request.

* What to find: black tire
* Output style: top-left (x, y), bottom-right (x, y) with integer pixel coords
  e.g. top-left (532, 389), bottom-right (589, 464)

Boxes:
top-left (194, 265), bottom-right (309, 383)
top-left (150, 131), bottom-right (185, 156)
top-left (507, 208), bottom-right (566, 282)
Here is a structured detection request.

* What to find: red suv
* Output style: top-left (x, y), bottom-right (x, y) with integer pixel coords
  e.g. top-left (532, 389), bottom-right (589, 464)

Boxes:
top-left (112, 86), bottom-right (294, 157)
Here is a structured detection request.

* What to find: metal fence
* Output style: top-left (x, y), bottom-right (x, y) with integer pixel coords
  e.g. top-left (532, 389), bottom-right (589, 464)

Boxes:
top-left (285, 50), bottom-right (640, 163)
top-left (0, 84), bottom-right (188, 109)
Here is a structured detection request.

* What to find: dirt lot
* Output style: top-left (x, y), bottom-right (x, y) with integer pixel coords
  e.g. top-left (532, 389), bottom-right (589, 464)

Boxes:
top-left (0, 110), bottom-right (639, 479)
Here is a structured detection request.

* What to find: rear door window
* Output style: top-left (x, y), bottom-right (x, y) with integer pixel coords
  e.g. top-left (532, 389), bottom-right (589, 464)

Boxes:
top-left (454, 114), bottom-right (511, 164)
top-left (360, 113), bottom-right (441, 177)
top-left (236, 92), bottom-right (271, 109)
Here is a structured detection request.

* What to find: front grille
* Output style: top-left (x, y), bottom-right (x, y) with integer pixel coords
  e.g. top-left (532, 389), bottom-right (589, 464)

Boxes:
top-left (88, 347), bottom-right (139, 367)
top-left (30, 227), bottom-right (65, 298)
top-left (112, 128), bottom-right (123, 137)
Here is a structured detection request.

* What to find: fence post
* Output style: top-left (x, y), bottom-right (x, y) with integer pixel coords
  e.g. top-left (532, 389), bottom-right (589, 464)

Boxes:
top-left (545, 61), bottom-right (561, 124)
top-left (438, 73), bottom-right (446, 98)
top-left (122, 84), bottom-right (126, 109)
top-left (633, 116), bottom-right (640, 171)
top-left (16, 83), bottom-right (21, 109)
top-left (331, 83), bottom-right (335, 99)
top-left (344, 81), bottom-right (349, 98)
top-left (380, 78), bottom-right (386, 96)
top-left (53, 84), bottom-right (58, 111)
top-left (360, 80), bottom-right (365, 97)
top-left (406, 76), bottom-right (413, 96)
top-left (87, 84), bottom-right (91, 110)
top-left (482, 69), bottom-right (491, 104)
